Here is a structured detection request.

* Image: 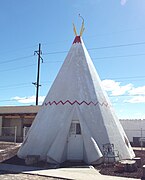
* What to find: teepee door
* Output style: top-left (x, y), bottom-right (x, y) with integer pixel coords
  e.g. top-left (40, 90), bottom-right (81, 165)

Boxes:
top-left (67, 120), bottom-right (83, 161)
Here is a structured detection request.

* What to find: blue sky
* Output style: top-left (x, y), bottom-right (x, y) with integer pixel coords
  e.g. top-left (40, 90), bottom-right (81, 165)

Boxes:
top-left (0, 0), bottom-right (145, 119)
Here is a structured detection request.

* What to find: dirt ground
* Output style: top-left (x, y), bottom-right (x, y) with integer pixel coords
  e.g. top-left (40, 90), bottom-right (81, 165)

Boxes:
top-left (0, 142), bottom-right (59, 180)
top-left (0, 142), bottom-right (20, 163)
top-left (0, 142), bottom-right (145, 179)
top-left (96, 149), bottom-right (144, 179)
top-left (0, 171), bottom-right (60, 180)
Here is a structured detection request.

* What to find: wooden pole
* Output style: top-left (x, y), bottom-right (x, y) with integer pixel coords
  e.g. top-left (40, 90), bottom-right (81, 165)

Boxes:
top-left (36, 43), bottom-right (41, 105)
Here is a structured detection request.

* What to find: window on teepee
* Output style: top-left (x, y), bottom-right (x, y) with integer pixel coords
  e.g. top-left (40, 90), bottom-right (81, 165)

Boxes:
top-left (69, 121), bottom-right (81, 135)
top-left (76, 123), bottom-right (81, 134)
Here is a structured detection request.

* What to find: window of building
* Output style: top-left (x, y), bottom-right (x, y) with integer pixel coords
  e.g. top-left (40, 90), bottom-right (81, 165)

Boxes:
top-left (69, 121), bottom-right (81, 135)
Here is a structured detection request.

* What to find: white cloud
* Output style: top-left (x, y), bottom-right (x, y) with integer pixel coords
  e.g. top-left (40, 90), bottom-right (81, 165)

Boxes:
top-left (129, 86), bottom-right (145, 95)
top-left (120, 0), bottom-right (127, 6)
top-left (124, 96), bottom-right (145, 103)
top-left (11, 95), bottom-right (45, 104)
top-left (102, 79), bottom-right (145, 104)
top-left (101, 79), bottom-right (120, 91)
top-left (102, 79), bottom-right (133, 96)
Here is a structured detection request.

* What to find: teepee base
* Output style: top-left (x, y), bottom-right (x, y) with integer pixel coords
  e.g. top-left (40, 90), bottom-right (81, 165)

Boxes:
top-left (25, 155), bottom-right (40, 165)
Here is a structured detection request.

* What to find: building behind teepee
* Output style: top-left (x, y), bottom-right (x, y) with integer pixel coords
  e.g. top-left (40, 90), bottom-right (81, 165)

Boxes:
top-left (17, 23), bottom-right (135, 164)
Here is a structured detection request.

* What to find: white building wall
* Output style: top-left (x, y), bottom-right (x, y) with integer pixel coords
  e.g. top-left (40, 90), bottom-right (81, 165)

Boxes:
top-left (120, 119), bottom-right (145, 142)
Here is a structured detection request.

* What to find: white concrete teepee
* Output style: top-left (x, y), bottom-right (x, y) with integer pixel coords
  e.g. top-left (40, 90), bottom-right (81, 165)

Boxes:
top-left (18, 28), bottom-right (135, 164)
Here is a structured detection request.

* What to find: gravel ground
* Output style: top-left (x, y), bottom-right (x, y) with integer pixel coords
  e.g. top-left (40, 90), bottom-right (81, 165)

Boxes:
top-left (0, 142), bottom-right (67, 179)
top-left (0, 142), bottom-right (20, 163)
top-left (96, 150), bottom-right (145, 179)
top-left (0, 171), bottom-right (60, 180)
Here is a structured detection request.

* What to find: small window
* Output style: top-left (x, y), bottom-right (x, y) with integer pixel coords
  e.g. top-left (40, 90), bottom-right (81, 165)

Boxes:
top-left (69, 121), bottom-right (81, 135)
top-left (76, 123), bottom-right (81, 134)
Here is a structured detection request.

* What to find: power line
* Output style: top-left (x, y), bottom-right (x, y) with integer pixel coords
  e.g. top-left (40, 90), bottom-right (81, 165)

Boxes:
top-left (41, 27), bottom-right (145, 46)
top-left (0, 63), bottom-right (36, 73)
top-left (0, 82), bottom-right (32, 89)
top-left (109, 94), bottom-right (145, 97)
top-left (0, 52), bottom-right (144, 72)
top-left (93, 53), bottom-right (145, 60)
top-left (107, 75), bottom-right (145, 80)
top-left (0, 81), bottom-right (53, 90)
top-left (43, 50), bottom-right (68, 55)
top-left (0, 44), bottom-right (38, 56)
top-left (0, 30), bottom-right (132, 57)
top-left (43, 41), bottom-right (145, 55)
top-left (0, 26), bottom-right (145, 57)
top-left (0, 55), bottom-right (34, 65)
top-left (0, 74), bottom-right (145, 90)
top-left (42, 52), bottom-right (145, 64)
top-left (0, 41), bottom-right (145, 65)
top-left (0, 99), bottom-right (16, 102)
top-left (0, 94), bottom-right (144, 103)
top-left (0, 85), bottom-right (32, 90)
top-left (88, 42), bottom-right (145, 50)
top-left (86, 27), bottom-right (145, 38)
top-left (0, 73), bottom-right (145, 88)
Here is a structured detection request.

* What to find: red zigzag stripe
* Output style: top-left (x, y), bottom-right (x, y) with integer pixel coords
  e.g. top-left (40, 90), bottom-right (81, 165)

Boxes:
top-left (44, 100), bottom-right (108, 107)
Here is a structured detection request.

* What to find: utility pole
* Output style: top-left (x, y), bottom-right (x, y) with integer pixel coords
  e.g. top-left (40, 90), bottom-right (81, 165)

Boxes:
top-left (33, 43), bottom-right (43, 105)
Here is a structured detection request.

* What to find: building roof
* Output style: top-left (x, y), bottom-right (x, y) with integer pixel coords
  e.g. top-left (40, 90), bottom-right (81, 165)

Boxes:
top-left (0, 106), bottom-right (40, 116)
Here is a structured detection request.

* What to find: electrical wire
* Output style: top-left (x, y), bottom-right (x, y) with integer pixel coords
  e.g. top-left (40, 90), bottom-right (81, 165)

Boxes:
top-left (88, 42), bottom-right (145, 50)
top-left (0, 52), bottom-right (144, 72)
top-left (43, 41), bottom-right (145, 55)
top-left (108, 75), bottom-right (145, 80)
top-left (109, 94), bottom-right (145, 97)
top-left (41, 52), bottom-right (145, 64)
top-left (0, 41), bottom-right (144, 90)
top-left (1, 76), bottom-right (145, 90)
top-left (93, 53), bottom-right (145, 60)
top-left (0, 55), bottom-right (34, 65)
top-left (0, 41), bottom-right (145, 65)
top-left (0, 94), bottom-right (144, 103)
top-left (0, 82), bottom-right (32, 89)
top-left (0, 63), bottom-right (36, 73)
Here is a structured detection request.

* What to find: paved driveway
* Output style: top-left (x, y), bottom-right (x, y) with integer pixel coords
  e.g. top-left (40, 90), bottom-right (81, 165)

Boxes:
top-left (0, 164), bottom-right (141, 180)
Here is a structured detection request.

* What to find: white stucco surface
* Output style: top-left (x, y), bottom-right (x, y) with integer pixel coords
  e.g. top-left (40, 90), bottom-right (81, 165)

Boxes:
top-left (120, 119), bottom-right (145, 142)
top-left (18, 36), bottom-right (135, 164)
